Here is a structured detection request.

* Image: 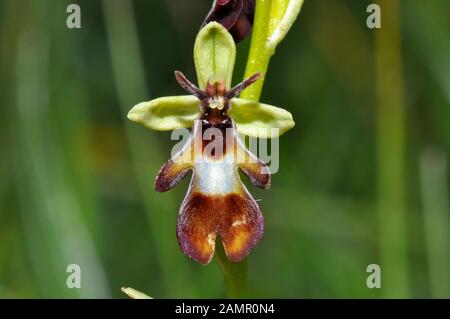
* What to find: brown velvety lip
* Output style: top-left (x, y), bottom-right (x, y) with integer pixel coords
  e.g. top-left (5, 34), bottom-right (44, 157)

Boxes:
top-left (177, 191), bottom-right (264, 265)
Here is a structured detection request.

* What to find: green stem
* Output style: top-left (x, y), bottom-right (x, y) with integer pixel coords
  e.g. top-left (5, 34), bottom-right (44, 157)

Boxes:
top-left (375, 0), bottom-right (409, 298)
top-left (241, 0), bottom-right (274, 101)
top-left (241, 0), bottom-right (304, 101)
top-left (215, 241), bottom-right (248, 298)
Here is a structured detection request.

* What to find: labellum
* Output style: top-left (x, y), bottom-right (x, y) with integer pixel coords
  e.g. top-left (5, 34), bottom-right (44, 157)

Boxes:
top-left (128, 23), bottom-right (295, 264)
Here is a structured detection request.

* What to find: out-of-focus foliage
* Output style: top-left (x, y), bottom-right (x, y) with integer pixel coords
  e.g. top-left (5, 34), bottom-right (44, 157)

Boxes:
top-left (0, 0), bottom-right (449, 298)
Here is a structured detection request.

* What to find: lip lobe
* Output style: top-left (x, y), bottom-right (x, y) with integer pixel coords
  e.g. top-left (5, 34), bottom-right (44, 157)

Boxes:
top-left (177, 191), bottom-right (264, 265)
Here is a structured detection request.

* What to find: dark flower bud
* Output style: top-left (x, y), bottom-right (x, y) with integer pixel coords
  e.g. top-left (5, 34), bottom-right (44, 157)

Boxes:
top-left (202, 0), bottom-right (255, 43)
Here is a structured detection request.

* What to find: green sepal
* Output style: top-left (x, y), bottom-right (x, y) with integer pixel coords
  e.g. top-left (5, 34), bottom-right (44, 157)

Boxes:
top-left (128, 95), bottom-right (200, 131)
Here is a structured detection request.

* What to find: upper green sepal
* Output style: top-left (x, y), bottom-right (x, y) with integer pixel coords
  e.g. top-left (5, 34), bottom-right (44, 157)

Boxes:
top-left (194, 22), bottom-right (236, 89)
top-left (230, 98), bottom-right (295, 138)
top-left (128, 95), bottom-right (200, 131)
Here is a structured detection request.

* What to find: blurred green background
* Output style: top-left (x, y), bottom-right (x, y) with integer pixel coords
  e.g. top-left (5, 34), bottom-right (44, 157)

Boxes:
top-left (0, 0), bottom-right (449, 298)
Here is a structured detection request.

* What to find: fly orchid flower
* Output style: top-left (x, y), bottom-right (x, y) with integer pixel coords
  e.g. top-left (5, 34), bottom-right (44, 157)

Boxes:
top-left (128, 22), bottom-right (294, 265)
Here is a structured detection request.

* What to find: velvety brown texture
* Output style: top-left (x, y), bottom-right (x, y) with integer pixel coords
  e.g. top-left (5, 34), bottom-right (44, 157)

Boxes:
top-left (177, 191), bottom-right (264, 264)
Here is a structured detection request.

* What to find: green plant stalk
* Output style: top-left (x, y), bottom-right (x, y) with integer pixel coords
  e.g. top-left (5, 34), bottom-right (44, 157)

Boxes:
top-left (216, 241), bottom-right (248, 298)
top-left (241, 0), bottom-right (274, 101)
top-left (242, 0), bottom-right (304, 101)
top-left (216, 0), bottom-right (303, 298)
top-left (375, 0), bottom-right (409, 298)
